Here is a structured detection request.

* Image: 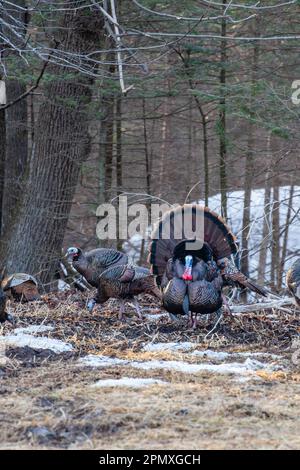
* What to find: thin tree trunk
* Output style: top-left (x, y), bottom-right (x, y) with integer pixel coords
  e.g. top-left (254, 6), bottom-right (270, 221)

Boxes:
top-left (241, 23), bottom-right (260, 282)
top-left (257, 170), bottom-right (271, 285)
top-left (271, 182), bottom-right (280, 290)
top-left (104, 55), bottom-right (116, 199)
top-left (278, 185), bottom-right (294, 290)
top-left (180, 53), bottom-right (209, 205)
top-left (142, 98), bottom-right (151, 197)
top-left (116, 95), bottom-right (123, 251)
top-left (219, 0), bottom-right (227, 220)
top-left (140, 97), bottom-right (151, 264)
top-left (158, 93), bottom-right (168, 197)
top-left (3, 5), bottom-right (104, 284)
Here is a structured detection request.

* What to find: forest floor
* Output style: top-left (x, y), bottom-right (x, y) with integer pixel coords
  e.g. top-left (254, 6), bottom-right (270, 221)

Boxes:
top-left (0, 291), bottom-right (300, 450)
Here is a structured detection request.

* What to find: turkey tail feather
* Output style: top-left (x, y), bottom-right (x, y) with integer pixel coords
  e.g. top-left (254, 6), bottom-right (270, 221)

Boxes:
top-left (243, 280), bottom-right (268, 297)
top-left (148, 204), bottom-right (237, 280)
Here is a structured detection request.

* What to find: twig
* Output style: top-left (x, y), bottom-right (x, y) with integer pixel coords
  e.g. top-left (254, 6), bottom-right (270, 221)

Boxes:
top-left (109, 0), bottom-right (134, 95)
top-left (0, 46), bottom-right (56, 111)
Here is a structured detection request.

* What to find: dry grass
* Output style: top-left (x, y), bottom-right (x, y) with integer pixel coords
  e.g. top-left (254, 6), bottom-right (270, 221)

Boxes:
top-left (0, 291), bottom-right (300, 450)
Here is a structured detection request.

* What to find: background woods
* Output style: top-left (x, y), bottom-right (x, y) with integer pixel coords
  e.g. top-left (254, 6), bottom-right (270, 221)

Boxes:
top-left (0, 0), bottom-right (300, 289)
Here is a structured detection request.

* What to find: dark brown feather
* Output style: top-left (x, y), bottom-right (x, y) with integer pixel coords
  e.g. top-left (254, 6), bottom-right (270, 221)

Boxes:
top-left (148, 204), bottom-right (237, 282)
top-left (95, 264), bottom-right (161, 305)
top-left (73, 248), bottom-right (128, 287)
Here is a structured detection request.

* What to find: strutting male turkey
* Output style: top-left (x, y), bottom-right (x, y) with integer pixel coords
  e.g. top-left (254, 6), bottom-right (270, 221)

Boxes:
top-left (87, 264), bottom-right (161, 320)
top-left (286, 259), bottom-right (300, 306)
top-left (66, 247), bottom-right (128, 287)
top-left (148, 204), bottom-right (267, 328)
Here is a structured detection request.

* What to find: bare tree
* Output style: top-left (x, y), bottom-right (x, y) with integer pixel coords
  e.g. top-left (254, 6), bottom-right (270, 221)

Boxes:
top-left (3, 3), bottom-right (104, 284)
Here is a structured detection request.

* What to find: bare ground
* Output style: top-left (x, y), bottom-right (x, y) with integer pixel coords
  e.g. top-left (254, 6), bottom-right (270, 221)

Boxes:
top-left (0, 291), bottom-right (300, 450)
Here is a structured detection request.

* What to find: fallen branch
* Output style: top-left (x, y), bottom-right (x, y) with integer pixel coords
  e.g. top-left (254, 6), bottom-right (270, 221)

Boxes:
top-left (230, 297), bottom-right (295, 315)
top-left (59, 259), bottom-right (93, 292)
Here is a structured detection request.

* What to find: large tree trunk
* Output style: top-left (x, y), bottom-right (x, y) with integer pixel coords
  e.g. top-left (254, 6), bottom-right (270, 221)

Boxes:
top-left (0, 106), bottom-right (5, 236)
top-left (1, 79), bottom-right (28, 235)
top-left (4, 4), bottom-right (103, 285)
top-left (1, 0), bottom-right (28, 238)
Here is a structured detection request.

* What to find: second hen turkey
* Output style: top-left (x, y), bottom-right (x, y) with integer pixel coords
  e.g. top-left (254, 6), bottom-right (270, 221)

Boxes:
top-left (65, 247), bottom-right (128, 287)
top-left (87, 264), bottom-right (161, 320)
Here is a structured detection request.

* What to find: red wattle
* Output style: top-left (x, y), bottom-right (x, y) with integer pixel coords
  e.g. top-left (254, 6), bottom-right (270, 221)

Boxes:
top-left (182, 273), bottom-right (193, 281)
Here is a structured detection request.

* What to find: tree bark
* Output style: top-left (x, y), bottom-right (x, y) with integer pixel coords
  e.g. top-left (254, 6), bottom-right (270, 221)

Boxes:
top-left (0, 107), bottom-right (5, 236)
top-left (257, 169), bottom-right (271, 285)
top-left (3, 4), bottom-right (104, 285)
top-left (271, 182), bottom-right (280, 291)
top-left (1, 0), bottom-right (28, 237)
top-left (219, 0), bottom-right (228, 220)
top-left (241, 22), bottom-right (260, 282)
top-left (2, 79), bottom-right (28, 233)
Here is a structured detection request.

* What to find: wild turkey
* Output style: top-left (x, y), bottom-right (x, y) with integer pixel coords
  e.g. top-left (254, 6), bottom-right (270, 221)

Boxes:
top-left (65, 247), bottom-right (128, 287)
top-left (0, 269), bottom-right (14, 323)
top-left (87, 264), bottom-right (161, 320)
top-left (286, 259), bottom-right (300, 306)
top-left (148, 204), bottom-right (267, 327)
top-left (2, 273), bottom-right (40, 302)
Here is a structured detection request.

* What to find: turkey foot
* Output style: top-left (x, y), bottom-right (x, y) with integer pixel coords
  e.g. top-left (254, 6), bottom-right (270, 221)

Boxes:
top-left (118, 300), bottom-right (127, 321)
top-left (221, 294), bottom-right (232, 317)
top-left (133, 298), bottom-right (143, 321)
top-left (87, 298), bottom-right (96, 313)
top-left (169, 312), bottom-right (180, 322)
top-left (188, 312), bottom-right (198, 329)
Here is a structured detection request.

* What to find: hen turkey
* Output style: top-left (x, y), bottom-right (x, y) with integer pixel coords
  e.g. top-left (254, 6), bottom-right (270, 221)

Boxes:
top-left (286, 259), bottom-right (300, 306)
top-left (148, 204), bottom-right (267, 327)
top-left (66, 247), bottom-right (128, 287)
top-left (87, 264), bottom-right (161, 320)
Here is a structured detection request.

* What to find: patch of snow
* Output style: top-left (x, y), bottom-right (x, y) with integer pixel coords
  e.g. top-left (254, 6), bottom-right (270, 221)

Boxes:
top-left (13, 325), bottom-right (54, 335)
top-left (92, 377), bottom-right (167, 388)
top-left (78, 354), bottom-right (278, 376)
top-left (236, 351), bottom-right (281, 360)
top-left (144, 313), bottom-right (169, 322)
top-left (190, 349), bottom-right (281, 361)
top-left (58, 279), bottom-right (70, 291)
top-left (190, 349), bottom-right (231, 361)
top-left (130, 357), bottom-right (275, 376)
top-left (142, 344), bottom-right (281, 361)
top-left (143, 342), bottom-right (195, 352)
top-left (78, 354), bottom-right (128, 368)
top-left (0, 333), bottom-right (73, 353)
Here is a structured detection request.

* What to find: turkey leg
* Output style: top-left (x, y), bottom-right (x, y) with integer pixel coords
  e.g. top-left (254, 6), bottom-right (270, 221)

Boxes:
top-left (221, 294), bottom-right (232, 317)
top-left (188, 312), bottom-right (198, 329)
top-left (133, 298), bottom-right (143, 320)
top-left (118, 299), bottom-right (126, 321)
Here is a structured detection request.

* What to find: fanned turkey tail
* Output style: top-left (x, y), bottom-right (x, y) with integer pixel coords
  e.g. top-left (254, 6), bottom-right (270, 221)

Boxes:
top-left (148, 204), bottom-right (238, 285)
